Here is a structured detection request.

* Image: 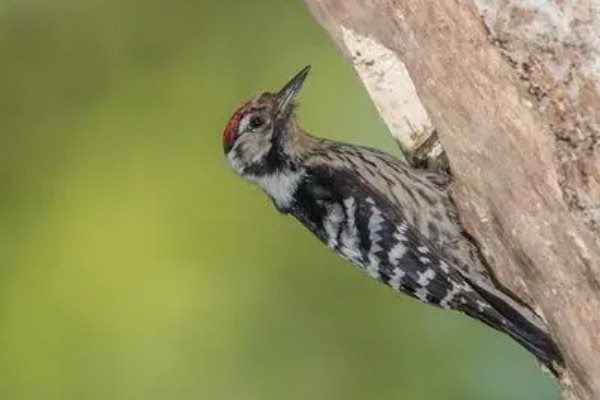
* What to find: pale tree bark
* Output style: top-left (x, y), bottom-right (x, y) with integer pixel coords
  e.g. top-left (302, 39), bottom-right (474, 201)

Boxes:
top-left (302, 1), bottom-right (600, 399)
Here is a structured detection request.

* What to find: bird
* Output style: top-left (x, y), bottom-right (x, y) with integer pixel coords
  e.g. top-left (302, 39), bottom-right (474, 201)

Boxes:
top-left (222, 65), bottom-right (563, 374)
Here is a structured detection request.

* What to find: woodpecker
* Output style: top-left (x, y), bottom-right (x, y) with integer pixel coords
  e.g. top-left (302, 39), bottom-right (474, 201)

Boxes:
top-left (223, 66), bottom-right (563, 373)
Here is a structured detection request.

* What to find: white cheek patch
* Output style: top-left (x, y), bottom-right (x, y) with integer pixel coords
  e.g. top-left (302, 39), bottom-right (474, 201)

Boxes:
top-left (251, 134), bottom-right (272, 164)
top-left (228, 117), bottom-right (273, 167)
top-left (226, 150), bottom-right (245, 175)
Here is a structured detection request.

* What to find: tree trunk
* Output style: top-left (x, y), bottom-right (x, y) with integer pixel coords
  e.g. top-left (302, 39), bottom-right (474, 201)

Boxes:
top-left (302, 1), bottom-right (600, 399)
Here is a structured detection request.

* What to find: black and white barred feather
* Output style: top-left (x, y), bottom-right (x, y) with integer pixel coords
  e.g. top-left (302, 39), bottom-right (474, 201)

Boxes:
top-left (292, 162), bottom-right (561, 372)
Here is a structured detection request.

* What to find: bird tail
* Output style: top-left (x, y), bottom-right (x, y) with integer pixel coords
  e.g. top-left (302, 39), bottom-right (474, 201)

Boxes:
top-left (461, 276), bottom-right (564, 375)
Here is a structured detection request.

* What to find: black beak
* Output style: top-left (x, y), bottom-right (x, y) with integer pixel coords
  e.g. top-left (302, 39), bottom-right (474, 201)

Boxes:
top-left (276, 65), bottom-right (310, 116)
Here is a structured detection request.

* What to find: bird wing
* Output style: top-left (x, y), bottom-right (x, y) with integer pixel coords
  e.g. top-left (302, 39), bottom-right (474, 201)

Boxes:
top-left (296, 164), bottom-right (560, 371)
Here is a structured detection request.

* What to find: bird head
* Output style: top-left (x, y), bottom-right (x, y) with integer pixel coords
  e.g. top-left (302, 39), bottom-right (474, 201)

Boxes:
top-left (223, 66), bottom-right (310, 178)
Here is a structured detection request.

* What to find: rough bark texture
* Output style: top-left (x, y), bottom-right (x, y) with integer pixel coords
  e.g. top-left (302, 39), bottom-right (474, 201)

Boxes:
top-left (302, 1), bottom-right (600, 399)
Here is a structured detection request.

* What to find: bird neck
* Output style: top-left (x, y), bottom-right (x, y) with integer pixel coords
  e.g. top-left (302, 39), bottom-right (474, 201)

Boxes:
top-left (276, 119), bottom-right (320, 165)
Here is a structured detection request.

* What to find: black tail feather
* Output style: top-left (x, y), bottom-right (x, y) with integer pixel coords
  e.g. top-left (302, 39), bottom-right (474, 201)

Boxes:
top-left (462, 278), bottom-right (563, 374)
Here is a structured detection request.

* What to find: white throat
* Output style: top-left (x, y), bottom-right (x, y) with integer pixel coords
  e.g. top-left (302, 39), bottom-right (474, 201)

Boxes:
top-left (249, 170), bottom-right (304, 210)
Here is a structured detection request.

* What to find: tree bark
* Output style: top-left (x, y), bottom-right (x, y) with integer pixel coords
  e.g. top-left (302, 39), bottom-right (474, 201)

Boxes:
top-left (302, 1), bottom-right (600, 399)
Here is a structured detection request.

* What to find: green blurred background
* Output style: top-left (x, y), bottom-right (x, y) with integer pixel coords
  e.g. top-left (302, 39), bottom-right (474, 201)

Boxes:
top-left (0, 0), bottom-right (561, 399)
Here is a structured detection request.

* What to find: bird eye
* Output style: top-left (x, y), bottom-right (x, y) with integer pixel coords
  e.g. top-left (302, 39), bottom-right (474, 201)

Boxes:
top-left (249, 115), bottom-right (265, 129)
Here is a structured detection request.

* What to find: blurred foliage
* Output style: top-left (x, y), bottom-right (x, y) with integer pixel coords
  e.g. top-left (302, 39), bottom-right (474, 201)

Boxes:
top-left (0, 0), bottom-right (561, 399)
